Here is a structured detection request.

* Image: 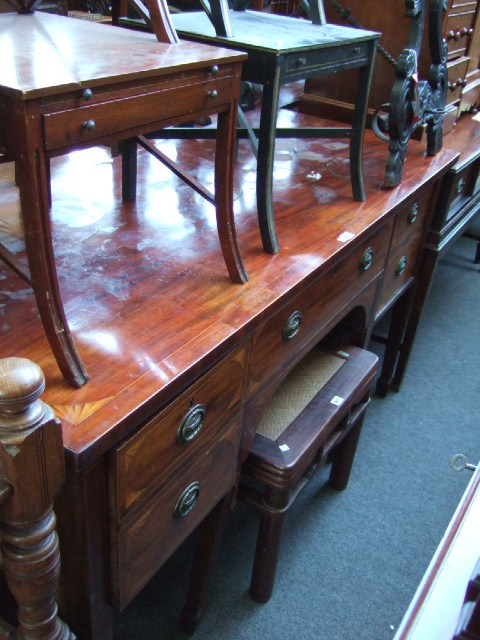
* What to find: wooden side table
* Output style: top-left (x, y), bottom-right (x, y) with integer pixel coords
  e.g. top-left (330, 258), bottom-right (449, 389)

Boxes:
top-left (0, 12), bottom-right (247, 387)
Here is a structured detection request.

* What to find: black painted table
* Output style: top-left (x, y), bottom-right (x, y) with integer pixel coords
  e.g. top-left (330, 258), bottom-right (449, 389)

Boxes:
top-left (172, 9), bottom-right (379, 253)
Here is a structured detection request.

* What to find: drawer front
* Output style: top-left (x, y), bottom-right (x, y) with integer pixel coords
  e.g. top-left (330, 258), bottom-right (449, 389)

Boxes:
top-left (390, 190), bottom-right (431, 240)
top-left (436, 162), bottom-right (478, 226)
top-left (113, 341), bottom-right (247, 518)
top-left (284, 39), bottom-right (375, 77)
top-left (375, 190), bottom-right (431, 314)
top-left (447, 56), bottom-right (470, 104)
top-left (376, 228), bottom-right (423, 315)
top-left (246, 222), bottom-right (392, 399)
top-left (449, 0), bottom-right (478, 9)
top-left (113, 413), bottom-right (241, 609)
top-left (43, 74), bottom-right (234, 151)
top-left (445, 11), bottom-right (476, 59)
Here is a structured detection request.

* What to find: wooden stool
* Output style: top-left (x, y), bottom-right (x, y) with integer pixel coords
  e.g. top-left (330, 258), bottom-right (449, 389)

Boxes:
top-left (238, 344), bottom-right (378, 603)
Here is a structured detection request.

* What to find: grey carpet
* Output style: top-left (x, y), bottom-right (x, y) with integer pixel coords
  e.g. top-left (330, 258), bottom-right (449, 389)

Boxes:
top-left (113, 236), bottom-right (480, 639)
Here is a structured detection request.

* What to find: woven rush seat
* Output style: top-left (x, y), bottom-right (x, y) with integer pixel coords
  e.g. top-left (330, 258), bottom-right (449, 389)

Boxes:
top-left (239, 343), bottom-right (378, 603)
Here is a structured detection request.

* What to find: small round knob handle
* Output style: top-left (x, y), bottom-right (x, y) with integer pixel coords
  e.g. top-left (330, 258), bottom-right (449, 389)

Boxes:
top-left (282, 310), bottom-right (302, 342)
top-left (408, 203), bottom-right (419, 225)
top-left (209, 65), bottom-right (219, 75)
top-left (455, 178), bottom-right (466, 195)
top-left (297, 57), bottom-right (307, 67)
top-left (176, 404), bottom-right (205, 444)
top-left (359, 247), bottom-right (374, 272)
top-left (208, 89), bottom-right (218, 100)
top-left (81, 88), bottom-right (93, 101)
top-left (82, 120), bottom-right (96, 132)
top-left (395, 256), bottom-right (407, 277)
top-left (173, 481), bottom-right (200, 519)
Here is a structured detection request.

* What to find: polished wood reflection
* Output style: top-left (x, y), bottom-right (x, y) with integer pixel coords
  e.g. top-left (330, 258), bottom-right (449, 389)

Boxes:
top-left (0, 108), bottom-right (458, 466)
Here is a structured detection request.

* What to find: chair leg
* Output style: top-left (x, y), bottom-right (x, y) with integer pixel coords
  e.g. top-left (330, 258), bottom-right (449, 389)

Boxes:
top-left (249, 507), bottom-right (287, 603)
top-left (179, 491), bottom-right (234, 634)
top-left (328, 410), bottom-right (366, 491)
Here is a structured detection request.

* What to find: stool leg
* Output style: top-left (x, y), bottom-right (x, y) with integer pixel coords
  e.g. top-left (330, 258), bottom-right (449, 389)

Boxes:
top-left (249, 498), bottom-right (287, 603)
top-left (179, 491), bottom-right (234, 634)
top-left (329, 410), bottom-right (366, 491)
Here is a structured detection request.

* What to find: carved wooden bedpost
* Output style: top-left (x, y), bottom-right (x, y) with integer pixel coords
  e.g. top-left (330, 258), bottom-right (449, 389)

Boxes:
top-left (0, 358), bottom-right (74, 640)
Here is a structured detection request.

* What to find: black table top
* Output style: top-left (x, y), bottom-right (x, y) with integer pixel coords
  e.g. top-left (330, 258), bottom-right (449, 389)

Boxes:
top-left (172, 10), bottom-right (379, 55)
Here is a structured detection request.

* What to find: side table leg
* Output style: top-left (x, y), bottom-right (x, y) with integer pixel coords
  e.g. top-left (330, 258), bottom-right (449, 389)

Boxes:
top-left (256, 65), bottom-right (282, 255)
top-left (214, 67), bottom-right (248, 284)
top-left (350, 41), bottom-right (377, 202)
top-left (14, 104), bottom-right (88, 387)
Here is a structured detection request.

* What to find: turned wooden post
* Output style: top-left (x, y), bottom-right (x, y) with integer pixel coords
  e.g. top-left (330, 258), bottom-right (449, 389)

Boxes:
top-left (0, 358), bottom-right (74, 640)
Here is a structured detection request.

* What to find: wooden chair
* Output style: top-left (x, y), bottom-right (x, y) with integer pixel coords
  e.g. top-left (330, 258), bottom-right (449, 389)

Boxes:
top-left (238, 343), bottom-right (378, 602)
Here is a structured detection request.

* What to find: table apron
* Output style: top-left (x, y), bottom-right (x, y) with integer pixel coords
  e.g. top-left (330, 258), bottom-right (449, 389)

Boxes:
top-left (42, 75), bottom-right (235, 152)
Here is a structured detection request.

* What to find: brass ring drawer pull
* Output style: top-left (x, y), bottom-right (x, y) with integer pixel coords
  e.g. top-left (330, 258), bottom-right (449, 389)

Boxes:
top-left (282, 310), bottom-right (302, 341)
top-left (359, 247), bottom-right (374, 272)
top-left (173, 481), bottom-right (200, 519)
top-left (176, 404), bottom-right (206, 444)
top-left (408, 203), bottom-right (419, 224)
top-left (395, 256), bottom-right (407, 277)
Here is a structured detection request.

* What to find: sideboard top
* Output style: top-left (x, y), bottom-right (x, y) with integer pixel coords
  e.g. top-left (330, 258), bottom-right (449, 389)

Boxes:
top-left (0, 109), bottom-right (458, 468)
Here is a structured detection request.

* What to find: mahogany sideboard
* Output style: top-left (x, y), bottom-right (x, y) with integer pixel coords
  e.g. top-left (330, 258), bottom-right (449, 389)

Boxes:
top-left (0, 97), bottom-right (458, 637)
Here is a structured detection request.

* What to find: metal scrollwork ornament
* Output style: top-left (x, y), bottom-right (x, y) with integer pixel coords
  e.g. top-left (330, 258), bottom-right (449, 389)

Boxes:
top-left (376, 0), bottom-right (448, 188)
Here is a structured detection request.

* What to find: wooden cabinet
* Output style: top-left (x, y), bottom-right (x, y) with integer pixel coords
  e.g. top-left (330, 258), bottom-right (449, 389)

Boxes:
top-left (299, 0), bottom-right (480, 127)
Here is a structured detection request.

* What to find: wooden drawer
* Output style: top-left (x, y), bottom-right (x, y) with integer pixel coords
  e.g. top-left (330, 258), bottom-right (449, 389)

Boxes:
top-left (447, 56), bottom-right (470, 104)
top-left (375, 190), bottom-right (431, 314)
top-left (112, 413), bottom-right (241, 609)
top-left (449, 0), bottom-right (478, 9)
top-left (112, 341), bottom-right (247, 519)
top-left (43, 73), bottom-right (234, 151)
top-left (283, 39), bottom-right (374, 77)
top-left (445, 11), bottom-right (476, 59)
top-left (434, 161), bottom-right (479, 227)
top-left (246, 221), bottom-right (392, 399)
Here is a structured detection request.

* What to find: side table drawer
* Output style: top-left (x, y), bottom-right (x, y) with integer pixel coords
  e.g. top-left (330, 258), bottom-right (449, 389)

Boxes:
top-left (246, 221), bottom-right (392, 399)
top-left (113, 341), bottom-right (247, 518)
top-left (112, 413), bottom-right (241, 609)
top-left (284, 39), bottom-right (374, 75)
top-left (43, 75), bottom-right (234, 151)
